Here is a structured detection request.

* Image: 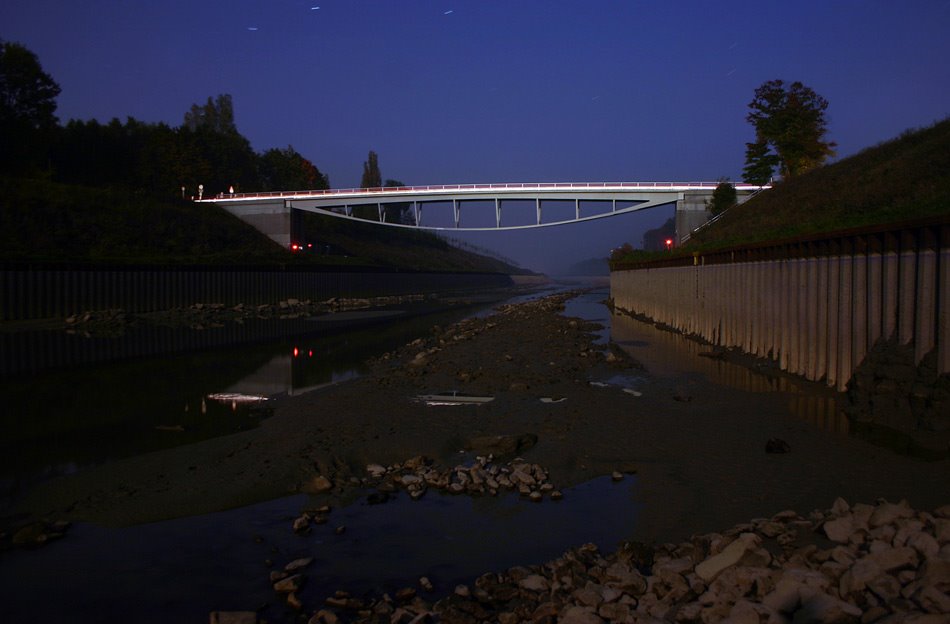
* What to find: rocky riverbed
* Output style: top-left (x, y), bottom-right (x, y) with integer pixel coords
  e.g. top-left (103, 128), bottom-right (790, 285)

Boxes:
top-left (213, 498), bottom-right (948, 623)
top-left (61, 293), bottom-right (436, 335)
top-left (5, 291), bottom-right (949, 622)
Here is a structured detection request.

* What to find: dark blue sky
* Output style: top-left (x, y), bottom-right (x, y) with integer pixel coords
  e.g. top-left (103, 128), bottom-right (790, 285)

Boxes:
top-left (4, 1), bottom-right (949, 273)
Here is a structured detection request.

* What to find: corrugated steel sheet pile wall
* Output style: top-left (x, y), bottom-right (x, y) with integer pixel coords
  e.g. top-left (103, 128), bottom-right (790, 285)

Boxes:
top-left (611, 217), bottom-right (949, 390)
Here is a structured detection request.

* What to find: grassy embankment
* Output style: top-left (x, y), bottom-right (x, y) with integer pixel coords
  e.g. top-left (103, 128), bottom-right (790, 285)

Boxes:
top-left (0, 176), bottom-right (527, 273)
top-left (611, 117), bottom-right (950, 268)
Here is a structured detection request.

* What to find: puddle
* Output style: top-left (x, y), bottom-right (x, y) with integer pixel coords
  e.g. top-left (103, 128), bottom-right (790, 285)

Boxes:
top-left (562, 290), bottom-right (611, 344)
top-left (414, 391), bottom-right (495, 406)
top-left (0, 476), bottom-right (640, 624)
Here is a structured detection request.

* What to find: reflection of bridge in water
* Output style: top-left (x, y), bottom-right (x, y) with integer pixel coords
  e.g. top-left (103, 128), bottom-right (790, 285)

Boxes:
top-left (219, 350), bottom-right (360, 398)
top-left (200, 182), bottom-right (766, 247)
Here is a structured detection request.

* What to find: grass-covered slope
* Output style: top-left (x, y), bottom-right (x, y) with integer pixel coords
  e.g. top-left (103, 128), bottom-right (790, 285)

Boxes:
top-left (0, 177), bottom-right (528, 273)
top-left (0, 177), bottom-right (290, 265)
top-left (688, 117), bottom-right (950, 250)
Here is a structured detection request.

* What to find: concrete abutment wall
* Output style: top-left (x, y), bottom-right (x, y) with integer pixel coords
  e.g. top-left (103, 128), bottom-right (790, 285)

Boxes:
top-left (610, 219), bottom-right (949, 391)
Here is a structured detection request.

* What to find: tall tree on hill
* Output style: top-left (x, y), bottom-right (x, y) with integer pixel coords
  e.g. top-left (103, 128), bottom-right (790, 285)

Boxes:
top-left (743, 80), bottom-right (835, 184)
top-left (360, 150), bottom-right (382, 188)
top-left (0, 40), bottom-right (61, 173)
top-left (183, 94), bottom-right (237, 134)
top-left (180, 95), bottom-right (258, 195)
top-left (706, 179), bottom-right (738, 216)
top-left (259, 146), bottom-right (330, 191)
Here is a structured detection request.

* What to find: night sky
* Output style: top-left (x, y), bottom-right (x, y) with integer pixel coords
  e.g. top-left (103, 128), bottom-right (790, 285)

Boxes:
top-left (3, 1), bottom-right (949, 273)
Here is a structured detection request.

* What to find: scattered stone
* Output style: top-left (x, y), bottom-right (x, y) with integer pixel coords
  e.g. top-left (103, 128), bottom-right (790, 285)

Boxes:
top-left (465, 434), bottom-right (538, 456)
top-left (209, 612), bottom-right (258, 624)
top-left (357, 454), bottom-right (562, 504)
top-left (695, 533), bottom-right (762, 582)
top-left (302, 475), bottom-right (333, 494)
top-left (285, 557), bottom-right (313, 572)
top-left (286, 592), bottom-right (303, 610)
top-left (766, 438), bottom-right (791, 453)
top-left (301, 500), bottom-right (945, 623)
top-left (273, 574), bottom-right (304, 593)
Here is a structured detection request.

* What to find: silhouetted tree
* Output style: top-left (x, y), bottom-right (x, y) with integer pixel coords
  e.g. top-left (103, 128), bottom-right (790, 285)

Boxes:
top-left (742, 140), bottom-right (780, 186)
top-left (706, 179), bottom-right (738, 216)
top-left (641, 217), bottom-right (676, 251)
top-left (360, 150), bottom-right (382, 188)
top-left (743, 80), bottom-right (835, 184)
top-left (259, 146), bottom-right (330, 191)
top-left (184, 94), bottom-right (237, 134)
top-left (0, 40), bottom-right (61, 173)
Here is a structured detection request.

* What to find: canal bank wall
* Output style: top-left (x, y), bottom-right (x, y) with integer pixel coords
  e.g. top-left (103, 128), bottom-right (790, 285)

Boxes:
top-left (0, 266), bottom-right (515, 322)
top-left (610, 217), bottom-right (949, 393)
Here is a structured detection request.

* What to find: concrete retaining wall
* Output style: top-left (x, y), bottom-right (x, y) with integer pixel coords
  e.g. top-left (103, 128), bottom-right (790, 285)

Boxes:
top-left (610, 219), bottom-right (949, 391)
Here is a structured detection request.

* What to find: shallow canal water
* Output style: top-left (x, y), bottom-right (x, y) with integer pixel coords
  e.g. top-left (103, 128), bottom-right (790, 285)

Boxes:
top-left (0, 294), bottom-right (560, 509)
top-left (0, 285), bottom-right (864, 623)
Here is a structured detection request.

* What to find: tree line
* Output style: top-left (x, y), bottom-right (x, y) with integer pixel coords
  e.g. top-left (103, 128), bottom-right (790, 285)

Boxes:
top-left (3, 39), bottom-right (836, 216)
top-left (1, 40), bottom-right (331, 199)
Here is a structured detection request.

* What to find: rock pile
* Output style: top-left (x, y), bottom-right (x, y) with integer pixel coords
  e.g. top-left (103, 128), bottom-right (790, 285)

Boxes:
top-left (372, 290), bottom-right (634, 392)
top-left (287, 498), bottom-right (947, 623)
top-left (360, 455), bottom-right (563, 503)
top-left (64, 309), bottom-right (130, 336)
top-left (63, 294), bottom-right (431, 332)
top-left (0, 518), bottom-right (71, 551)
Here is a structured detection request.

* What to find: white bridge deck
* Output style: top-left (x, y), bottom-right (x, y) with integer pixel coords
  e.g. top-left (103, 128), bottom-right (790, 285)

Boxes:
top-left (202, 182), bottom-right (766, 231)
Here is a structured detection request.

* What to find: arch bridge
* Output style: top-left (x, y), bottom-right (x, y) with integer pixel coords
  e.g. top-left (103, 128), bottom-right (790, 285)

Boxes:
top-left (199, 182), bottom-right (766, 248)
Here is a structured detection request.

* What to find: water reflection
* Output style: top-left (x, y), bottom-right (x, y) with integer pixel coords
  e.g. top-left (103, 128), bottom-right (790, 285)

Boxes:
top-left (610, 311), bottom-right (849, 435)
top-left (0, 303), bottom-right (506, 508)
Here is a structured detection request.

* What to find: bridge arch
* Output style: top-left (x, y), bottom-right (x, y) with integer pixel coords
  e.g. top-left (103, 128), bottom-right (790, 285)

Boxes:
top-left (200, 182), bottom-right (766, 247)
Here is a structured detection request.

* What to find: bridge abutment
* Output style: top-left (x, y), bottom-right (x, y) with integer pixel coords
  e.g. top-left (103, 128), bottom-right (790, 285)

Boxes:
top-left (675, 192), bottom-right (713, 244)
top-left (219, 198), bottom-right (294, 248)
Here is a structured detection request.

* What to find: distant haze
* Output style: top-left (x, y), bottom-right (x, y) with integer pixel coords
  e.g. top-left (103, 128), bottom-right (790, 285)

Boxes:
top-left (436, 204), bottom-right (675, 275)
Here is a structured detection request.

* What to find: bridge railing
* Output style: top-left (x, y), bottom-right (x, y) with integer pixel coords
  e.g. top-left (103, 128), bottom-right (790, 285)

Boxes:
top-left (210, 181), bottom-right (755, 201)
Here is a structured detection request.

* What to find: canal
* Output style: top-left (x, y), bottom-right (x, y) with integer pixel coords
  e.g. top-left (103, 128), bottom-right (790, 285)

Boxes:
top-left (0, 285), bottom-right (927, 623)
